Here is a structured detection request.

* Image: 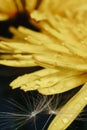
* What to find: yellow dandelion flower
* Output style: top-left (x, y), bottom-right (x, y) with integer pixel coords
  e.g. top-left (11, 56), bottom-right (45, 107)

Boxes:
top-left (0, 0), bottom-right (87, 130)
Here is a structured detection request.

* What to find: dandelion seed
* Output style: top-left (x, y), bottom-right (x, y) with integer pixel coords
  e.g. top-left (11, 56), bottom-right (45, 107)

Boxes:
top-left (0, 90), bottom-right (61, 130)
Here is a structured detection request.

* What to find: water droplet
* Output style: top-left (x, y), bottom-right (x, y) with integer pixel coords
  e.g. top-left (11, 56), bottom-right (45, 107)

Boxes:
top-left (84, 97), bottom-right (87, 101)
top-left (54, 123), bottom-right (57, 126)
top-left (62, 118), bottom-right (68, 123)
